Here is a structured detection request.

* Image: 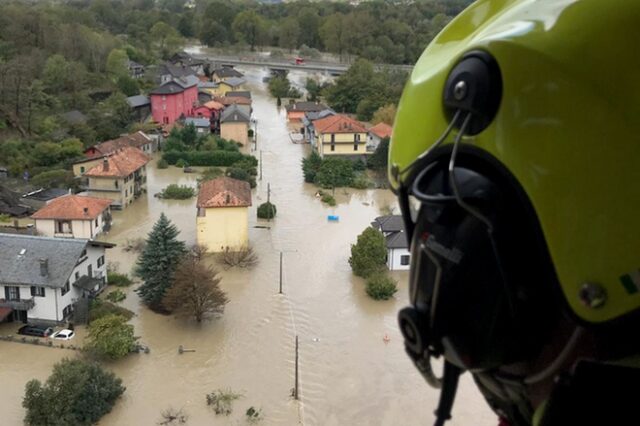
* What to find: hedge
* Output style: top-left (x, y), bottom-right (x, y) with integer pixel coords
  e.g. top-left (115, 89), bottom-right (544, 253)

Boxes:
top-left (162, 150), bottom-right (245, 167)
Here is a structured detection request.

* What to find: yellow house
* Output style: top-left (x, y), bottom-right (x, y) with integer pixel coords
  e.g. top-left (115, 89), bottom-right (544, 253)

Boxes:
top-left (73, 157), bottom-right (105, 177)
top-left (83, 147), bottom-right (150, 209)
top-left (218, 77), bottom-right (246, 95)
top-left (196, 177), bottom-right (252, 253)
top-left (220, 104), bottom-right (251, 146)
top-left (312, 114), bottom-right (369, 158)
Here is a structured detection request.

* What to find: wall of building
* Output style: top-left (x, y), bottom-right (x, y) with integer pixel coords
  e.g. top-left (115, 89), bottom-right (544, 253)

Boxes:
top-left (221, 122), bottom-right (249, 146)
top-left (316, 131), bottom-right (369, 157)
top-left (287, 111), bottom-right (306, 121)
top-left (73, 158), bottom-right (104, 177)
top-left (367, 134), bottom-right (382, 153)
top-left (34, 218), bottom-right (101, 239)
top-left (87, 177), bottom-right (123, 206)
top-left (197, 207), bottom-right (249, 252)
top-left (388, 247), bottom-right (411, 271)
top-left (151, 86), bottom-right (197, 125)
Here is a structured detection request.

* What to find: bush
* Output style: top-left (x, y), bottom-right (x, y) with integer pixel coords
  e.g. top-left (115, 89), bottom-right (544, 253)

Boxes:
top-left (206, 389), bottom-right (243, 416)
top-left (175, 159), bottom-right (188, 168)
top-left (157, 159), bottom-right (169, 169)
top-left (0, 213), bottom-right (10, 222)
top-left (351, 174), bottom-right (371, 189)
top-left (226, 167), bottom-right (256, 188)
top-left (217, 246), bottom-right (258, 269)
top-left (108, 272), bottom-right (133, 287)
top-left (31, 169), bottom-right (75, 189)
top-left (160, 184), bottom-right (195, 199)
top-left (163, 150), bottom-right (245, 167)
top-left (365, 274), bottom-right (398, 300)
top-left (23, 358), bottom-right (125, 426)
top-left (349, 227), bottom-right (387, 278)
top-left (199, 167), bottom-right (224, 183)
top-left (106, 289), bottom-right (126, 303)
top-left (89, 299), bottom-right (134, 323)
top-left (353, 158), bottom-right (367, 171)
top-left (301, 151), bottom-right (322, 183)
top-left (257, 202), bottom-right (277, 219)
top-left (85, 314), bottom-right (137, 359)
top-left (321, 193), bottom-right (336, 206)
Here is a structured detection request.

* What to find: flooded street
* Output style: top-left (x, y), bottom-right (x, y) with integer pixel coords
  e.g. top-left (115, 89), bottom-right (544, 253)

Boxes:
top-left (0, 68), bottom-right (494, 425)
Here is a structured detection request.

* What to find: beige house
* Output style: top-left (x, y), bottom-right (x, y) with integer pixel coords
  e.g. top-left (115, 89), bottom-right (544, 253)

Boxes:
top-left (196, 177), bottom-right (252, 253)
top-left (313, 114), bottom-right (369, 158)
top-left (220, 104), bottom-right (251, 146)
top-left (83, 147), bottom-right (150, 209)
top-left (73, 157), bottom-right (105, 177)
top-left (31, 195), bottom-right (112, 239)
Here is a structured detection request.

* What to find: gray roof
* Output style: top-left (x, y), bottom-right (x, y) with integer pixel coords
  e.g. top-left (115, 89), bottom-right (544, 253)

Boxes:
top-left (150, 76), bottom-right (198, 95)
top-left (0, 234), bottom-right (88, 288)
top-left (159, 62), bottom-right (197, 79)
top-left (220, 104), bottom-right (250, 123)
top-left (126, 95), bottom-right (150, 108)
top-left (223, 77), bottom-right (246, 88)
top-left (285, 101), bottom-right (327, 112)
top-left (185, 117), bottom-right (210, 128)
top-left (214, 67), bottom-right (244, 78)
top-left (127, 60), bottom-right (144, 69)
top-left (304, 109), bottom-right (336, 125)
top-left (371, 215), bottom-right (404, 233)
top-left (23, 188), bottom-right (69, 202)
top-left (386, 231), bottom-right (408, 249)
top-left (198, 81), bottom-right (219, 89)
top-left (225, 91), bottom-right (251, 99)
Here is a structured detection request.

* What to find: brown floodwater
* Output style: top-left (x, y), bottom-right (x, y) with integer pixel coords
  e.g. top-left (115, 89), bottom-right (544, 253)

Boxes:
top-left (0, 68), bottom-right (495, 425)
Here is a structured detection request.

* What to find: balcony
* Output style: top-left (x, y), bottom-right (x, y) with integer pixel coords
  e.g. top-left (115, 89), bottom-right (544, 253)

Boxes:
top-left (54, 232), bottom-right (74, 238)
top-left (0, 297), bottom-right (35, 310)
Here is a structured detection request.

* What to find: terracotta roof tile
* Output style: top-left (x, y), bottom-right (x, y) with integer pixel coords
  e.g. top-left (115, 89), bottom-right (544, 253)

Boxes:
top-left (313, 114), bottom-right (367, 134)
top-left (31, 195), bottom-right (112, 220)
top-left (84, 147), bottom-right (150, 178)
top-left (197, 177), bottom-right (252, 208)
top-left (90, 131), bottom-right (151, 156)
top-left (369, 122), bottom-right (393, 139)
top-left (203, 101), bottom-right (225, 110)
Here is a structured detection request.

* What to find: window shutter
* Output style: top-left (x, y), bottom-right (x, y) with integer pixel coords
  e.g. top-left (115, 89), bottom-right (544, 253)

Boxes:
top-left (31, 286), bottom-right (35, 296)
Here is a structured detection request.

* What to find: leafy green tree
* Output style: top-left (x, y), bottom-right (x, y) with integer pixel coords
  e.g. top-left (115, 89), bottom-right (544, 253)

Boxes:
top-left (315, 157), bottom-right (355, 188)
top-left (368, 137), bottom-right (390, 171)
top-left (33, 142), bottom-right (61, 166)
top-left (42, 55), bottom-right (71, 94)
top-left (117, 75), bottom-right (139, 96)
top-left (150, 21), bottom-right (181, 56)
top-left (257, 202), bottom-right (277, 219)
top-left (23, 358), bottom-right (125, 426)
top-left (278, 17), bottom-right (300, 52)
top-left (349, 227), bottom-right (387, 278)
top-left (85, 314), bottom-right (137, 359)
top-left (301, 150), bottom-right (322, 183)
top-left (163, 250), bottom-right (228, 323)
top-left (232, 10), bottom-right (266, 51)
top-left (305, 78), bottom-right (324, 102)
top-left (372, 104), bottom-right (397, 125)
top-left (135, 213), bottom-right (187, 311)
top-left (31, 169), bottom-right (75, 189)
top-left (268, 76), bottom-right (291, 105)
top-left (106, 48), bottom-right (129, 80)
top-left (366, 274), bottom-right (398, 300)
top-left (297, 7), bottom-right (320, 48)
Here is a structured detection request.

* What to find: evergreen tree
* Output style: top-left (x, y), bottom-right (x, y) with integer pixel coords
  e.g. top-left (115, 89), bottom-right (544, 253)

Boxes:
top-left (135, 213), bottom-right (187, 311)
top-left (349, 227), bottom-right (387, 278)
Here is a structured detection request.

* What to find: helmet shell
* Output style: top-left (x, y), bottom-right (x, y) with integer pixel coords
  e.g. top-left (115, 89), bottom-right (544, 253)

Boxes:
top-left (390, 0), bottom-right (640, 324)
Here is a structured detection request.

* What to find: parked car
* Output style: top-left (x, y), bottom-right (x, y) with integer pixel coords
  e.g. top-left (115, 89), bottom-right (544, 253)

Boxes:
top-left (17, 325), bottom-right (53, 338)
top-left (50, 329), bottom-right (75, 340)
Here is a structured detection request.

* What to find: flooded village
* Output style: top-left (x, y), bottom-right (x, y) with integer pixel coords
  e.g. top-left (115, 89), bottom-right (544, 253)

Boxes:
top-left (0, 62), bottom-right (494, 425)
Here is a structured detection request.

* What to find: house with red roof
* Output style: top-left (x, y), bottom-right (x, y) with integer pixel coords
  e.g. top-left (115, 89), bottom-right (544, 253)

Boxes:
top-left (312, 114), bottom-right (369, 158)
top-left (196, 177), bottom-right (252, 252)
top-left (150, 76), bottom-right (199, 125)
top-left (83, 147), bottom-right (150, 209)
top-left (83, 131), bottom-right (156, 159)
top-left (31, 195), bottom-right (113, 239)
top-left (367, 122), bottom-right (393, 153)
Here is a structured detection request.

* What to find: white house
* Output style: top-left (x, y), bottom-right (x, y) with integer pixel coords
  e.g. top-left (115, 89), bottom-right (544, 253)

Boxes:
top-left (367, 122), bottom-right (393, 153)
top-left (31, 195), bottom-right (112, 239)
top-left (371, 215), bottom-right (410, 271)
top-left (0, 234), bottom-right (114, 325)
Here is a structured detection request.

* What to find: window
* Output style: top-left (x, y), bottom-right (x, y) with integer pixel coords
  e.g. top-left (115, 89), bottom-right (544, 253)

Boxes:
top-left (5, 286), bottom-right (20, 300)
top-left (88, 264), bottom-right (93, 278)
top-left (56, 220), bottom-right (72, 234)
top-left (95, 218), bottom-right (98, 227)
top-left (62, 304), bottom-right (73, 318)
top-left (75, 271), bottom-right (80, 281)
top-left (97, 256), bottom-right (105, 268)
top-left (400, 255), bottom-right (411, 266)
top-left (331, 144), bottom-right (335, 152)
top-left (331, 134), bottom-right (335, 143)
top-left (62, 280), bottom-right (70, 296)
top-left (354, 142), bottom-right (358, 151)
top-left (125, 189), bottom-right (128, 197)
top-left (30, 286), bottom-right (45, 297)
top-left (115, 180), bottom-right (119, 188)
top-left (162, 95), bottom-right (166, 101)
top-left (80, 166), bottom-right (85, 173)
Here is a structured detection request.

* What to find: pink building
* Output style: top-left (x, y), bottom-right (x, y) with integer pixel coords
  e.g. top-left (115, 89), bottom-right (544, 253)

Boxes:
top-left (150, 76), bottom-right (199, 125)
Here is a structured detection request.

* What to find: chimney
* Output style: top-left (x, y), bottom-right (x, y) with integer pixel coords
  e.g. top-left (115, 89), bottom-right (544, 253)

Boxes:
top-left (293, 104), bottom-right (297, 110)
top-left (103, 158), bottom-right (109, 172)
top-left (226, 194), bottom-right (231, 204)
top-left (39, 258), bottom-right (48, 277)
top-left (83, 207), bottom-right (89, 216)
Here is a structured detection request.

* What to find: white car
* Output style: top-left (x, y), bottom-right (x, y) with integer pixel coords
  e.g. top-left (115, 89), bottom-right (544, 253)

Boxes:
top-left (51, 329), bottom-right (75, 340)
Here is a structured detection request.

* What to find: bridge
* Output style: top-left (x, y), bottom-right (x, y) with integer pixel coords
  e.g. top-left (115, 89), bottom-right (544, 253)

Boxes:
top-left (192, 54), bottom-right (413, 75)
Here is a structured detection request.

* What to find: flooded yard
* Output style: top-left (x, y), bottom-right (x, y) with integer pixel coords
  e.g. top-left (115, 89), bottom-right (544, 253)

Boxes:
top-left (0, 68), bottom-right (495, 425)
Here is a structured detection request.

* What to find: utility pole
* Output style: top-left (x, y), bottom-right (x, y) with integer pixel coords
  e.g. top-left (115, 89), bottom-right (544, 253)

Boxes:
top-left (259, 150), bottom-right (263, 181)
top-left (279, 251), bottom-right (283, 294)
top-left (294, 335), bottom-right (299, 400)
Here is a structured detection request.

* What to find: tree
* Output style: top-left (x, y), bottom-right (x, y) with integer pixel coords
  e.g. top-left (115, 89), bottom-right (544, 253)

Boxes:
top-left (232, 10), bottom-right (265, 51)
top-left (305, 78), bottom-right (323, 102)
top-left (117, 75), bottom-right (139, 96)
top-left (106, 48), bottom-right (129, 80)
top-left (372, 104), bottom-right (397, 125)
top-left (278, 17), bottom-right (300, 52)
top-left (368, 137), bottom-right (390, 171)
top-left (150, 22), bottom-right (181, 56)
top-left (349, 227), bottom-right (387, 278)
top-left (23, 358), bottom-right (125, 426)
top-left (257, 202), bottom-right (277, 219)
top-left (135, 213), bottom-right (187, 311)
top-left (163, 248), bottom-right (228, 322)
top-left (315, 157), bottom-right (355, 188)
top-left (301, 151), bottom-right (322, 183)
top-left (85, 314), bottom-right (137, 359)
top-left (268, 76), bottom-right (290, 105)
top-left (42, 54), bottom-right (70, 95)
top-left (297, 7), bottom-right (320, 48)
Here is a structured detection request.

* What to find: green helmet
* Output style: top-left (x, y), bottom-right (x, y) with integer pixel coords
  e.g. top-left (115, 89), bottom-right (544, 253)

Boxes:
top-left (390, 1), bottom-right (640, 424)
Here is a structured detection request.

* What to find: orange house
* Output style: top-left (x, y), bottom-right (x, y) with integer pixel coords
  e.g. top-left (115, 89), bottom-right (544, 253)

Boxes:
top-left (285, 102), bottom-right (327, 122)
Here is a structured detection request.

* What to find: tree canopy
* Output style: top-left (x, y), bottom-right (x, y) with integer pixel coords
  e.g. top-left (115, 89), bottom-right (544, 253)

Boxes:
top-left (349, 227), bottom-right (387, 278)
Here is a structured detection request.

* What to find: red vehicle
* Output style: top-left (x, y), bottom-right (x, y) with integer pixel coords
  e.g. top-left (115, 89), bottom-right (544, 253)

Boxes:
top-left (294, 57), bottom-right (305, 65)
